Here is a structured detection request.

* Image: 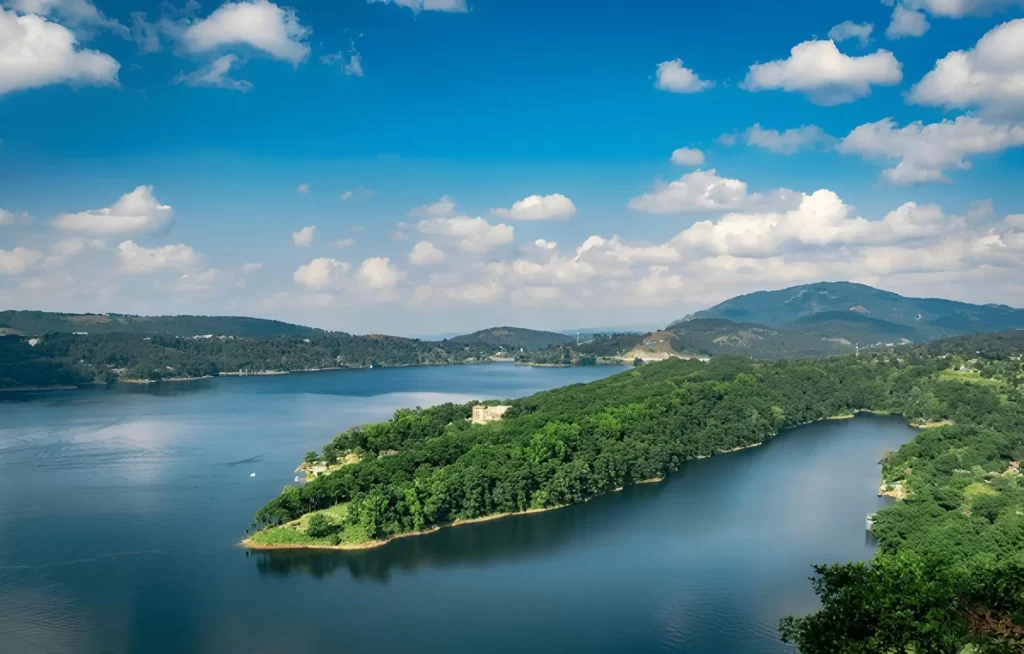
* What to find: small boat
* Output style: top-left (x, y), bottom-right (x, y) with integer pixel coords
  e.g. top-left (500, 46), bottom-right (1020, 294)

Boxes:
top-left (294, 475), bottom-right (304, 483)
top-left (249, 472), bottom-right (256, 478)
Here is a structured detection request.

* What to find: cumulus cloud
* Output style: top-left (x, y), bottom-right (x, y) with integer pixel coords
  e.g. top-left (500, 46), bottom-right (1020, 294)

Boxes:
top-left (409, 240), bottom-right (446, 266)
top-left (839, 116), bottom-right (1024, 184)
top-left (670, 147), bottom-right (705, 166)
top-left (741, 40), bottom-right (902, 105)
top-left (117, 241), bottom-right (199, 273)
top-left (491, 194), bottom-right (576, 221)
top-left (908, 19), bottom-right (1024, 116)
top-left (418, 216), bottom-right (514, 252)
top-left (534, 239), bottom-right (557, 250)
top-left (357, 257), bottom-right (405, 290)
top-left (291, 225), bottom-right (316, 246)
top-left (671, 191), bottom-right (948, 257)
top-left (174, 54), bottom-right (252, 92)
top-left (240, 262), bottom-right (262, 274)
top-left (0, 248), bottom-right (42, 275)
top-left (181, 0), bottom-right (310, 64)
top-left (0, 210), bottom-right (14, 226)
top-left (886, 4), bottom-right (930, 38)
top-left (8, 0), bottom-right (129, 36)
top-left (901, 0), bottom-right (1024, 17)
top-left (741, 123), bottom-right (834, 154)
top-left (54, 186), bottom-right (173, 235)
top-left (628, 169), bottom-right (798, 215)
top-left (409, 194), bottom-right (457, 219)
top-left (654, 59), bottom-right (712, 93)
top-left (828, 21), bottom-right (874, 45)
top-left (0, 7), bottom-right (120, 96)
top-left (293, 257), bottom-right (349, 290)
top-left (367, 0), bottom-right (467, 13)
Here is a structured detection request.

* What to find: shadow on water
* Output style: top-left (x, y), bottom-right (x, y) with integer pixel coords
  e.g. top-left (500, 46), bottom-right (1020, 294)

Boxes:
top-left (254, 478), bottom-right (676, 583)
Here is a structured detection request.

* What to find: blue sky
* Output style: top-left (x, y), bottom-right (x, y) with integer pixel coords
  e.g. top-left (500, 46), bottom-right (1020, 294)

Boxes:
top-left (1, 0), bottom-right (1023, 335)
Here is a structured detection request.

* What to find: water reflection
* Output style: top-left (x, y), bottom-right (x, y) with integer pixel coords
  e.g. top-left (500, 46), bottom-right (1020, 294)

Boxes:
top-left (255, 482), bottom-right (672, 582)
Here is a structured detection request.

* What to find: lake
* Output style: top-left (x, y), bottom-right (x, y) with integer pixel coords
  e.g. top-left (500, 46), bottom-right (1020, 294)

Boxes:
top-left (0, 364), bottom-right (915, 653)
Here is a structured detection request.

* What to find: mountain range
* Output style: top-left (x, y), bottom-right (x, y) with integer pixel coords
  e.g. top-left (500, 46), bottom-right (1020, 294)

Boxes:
top-left (3, 282), bottom-right (1023, 388)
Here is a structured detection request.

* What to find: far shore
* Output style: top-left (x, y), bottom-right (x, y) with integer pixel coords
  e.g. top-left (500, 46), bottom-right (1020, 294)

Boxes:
top-left (7, 359), bottom-right (629, 394)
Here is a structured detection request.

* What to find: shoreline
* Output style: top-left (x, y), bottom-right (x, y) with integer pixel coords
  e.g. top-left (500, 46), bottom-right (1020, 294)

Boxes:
top-left (8, 360), bottom-right (629, 394)
top-left (243, 477), bottom-right (672, 553)
top-left (243, 412), bottom-right (919, 554)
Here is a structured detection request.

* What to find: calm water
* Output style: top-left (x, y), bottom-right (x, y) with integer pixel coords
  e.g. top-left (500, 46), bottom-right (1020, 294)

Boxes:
top-left (0, 364), bottom-right (915, 653)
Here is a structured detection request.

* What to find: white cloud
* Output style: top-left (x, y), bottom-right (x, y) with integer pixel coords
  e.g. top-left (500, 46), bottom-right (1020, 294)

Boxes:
top-left (633, 266), bottom-right (687, 303)
top-left (418, 216), bottom-right (514, 252)
top-left (534, 238), bottom-right (557, 250)
top-left (671, 190), bottom-right (949, 258)
top-left (409, 240), bottom-right (446, 266)
top-left (409, 194), bottom-right (456, 218)
top-left (411, 281), bottom-right (504, 306)
top-left (345, 53), bottom-right (363, 77)
top-left (117, 240), bottom-right (199, 273)
top-left (654, 59), bottom-right (712, 93)
top-left (902, 0), bottom-right (1024, 18)
top-left (908, 19), bottom-right (1024, 115)
top-left (357, 257), bottom-right (405, 290)
top-left (886, 5), bottom-right (930, 38)
top-left (292, 225), bottom-right (316, 246)
top-left (670, 147), bottom-right (705, 166)
top-left (0, 209), bottom-right (14, 226)
top-left (8, 0), bottom-right (128, 36)
top-left (575, 234), bottom-right (682, 265)
top-left (293, 257), bottom-right (349, 290)
top-left (54, 186), bottom-right (173, 235)
top-left (321, 46), bottom-right (363, 77)
top-left (828, 21), bottom-right (874, 45)
top-left (340, 190), bottom-right (353, 200)
top-left (240, 262), bottom-right (262, 274)
top-left (296, 183), bottom-right (309, 194)
top-left (742, 123), bottom-right (834, 154)
top-left (491, 193), bottom-right (576, 221)
top-left (174, 268), bottom-right (229, 293)
top-left (174, 54), bottom-right (252, 92)
top-left (741, 40), bottom-right (902, 105)
top-left (181, 0), bottom-right (310, 64)
top-left (0, 248), bottom-right (41, 274)
top-left (332, 238), bottom-right (355, 248)
top-left (0, 7), bottom-right (119, 96)
top-left (839, 116), bottom-right (1024, 184)
top-left (627, 169), bottom-right (799, 215)
top-left (367, 0), bottom-right (467, 13)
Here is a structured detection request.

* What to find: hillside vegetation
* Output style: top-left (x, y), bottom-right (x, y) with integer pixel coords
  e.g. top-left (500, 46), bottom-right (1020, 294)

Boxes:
top-left (445, 326), bottom-right (574, 351)
top-left (249, 331), bottom-right (1024, 650)
top-left (690, 281), bottom-right (1024, 345)
top-left (0, 310), bottom-right (321, 339)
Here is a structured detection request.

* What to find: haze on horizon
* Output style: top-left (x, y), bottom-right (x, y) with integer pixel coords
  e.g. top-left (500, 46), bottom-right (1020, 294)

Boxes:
top-left (2, 0), bottom-right (1024, 335)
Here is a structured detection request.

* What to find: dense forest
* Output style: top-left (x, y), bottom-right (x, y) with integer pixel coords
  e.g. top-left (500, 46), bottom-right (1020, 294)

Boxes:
top-left (0, 332), bottom-right (510, 387)
top-left (249, 330), bottom-right (1024, 651)
top-left (0, 310), bottom-right (320, 338)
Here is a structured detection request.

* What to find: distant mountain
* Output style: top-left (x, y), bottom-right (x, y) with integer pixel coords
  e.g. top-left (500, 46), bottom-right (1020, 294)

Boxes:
top-left (0, 311), bottom-right (323, 339)
top-left (663, 318), bottom-right (853, 359)
top-left (446, 326), bottom-right (575, 351)
top-left (686, 282), bottom-right (1024, 345)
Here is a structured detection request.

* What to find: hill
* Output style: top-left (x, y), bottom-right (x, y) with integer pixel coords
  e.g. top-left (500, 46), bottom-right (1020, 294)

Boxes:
top-left (687, 282), bottom-right (1024, 345)
top-left (663, 318), bottom-right (853, 359)
top-left (446, 326), bottom-right (574, 351)
top-left (0, 310), bottom-right (322, 339)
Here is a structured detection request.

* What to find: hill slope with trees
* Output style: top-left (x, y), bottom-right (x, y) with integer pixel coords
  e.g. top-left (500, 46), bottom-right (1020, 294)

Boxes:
top-left (248, 331), bottom-right (1024, 651)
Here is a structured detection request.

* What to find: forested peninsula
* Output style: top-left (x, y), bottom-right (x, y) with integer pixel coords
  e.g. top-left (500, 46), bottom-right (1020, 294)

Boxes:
top-left (248, 331), bottom-right (1024, 651)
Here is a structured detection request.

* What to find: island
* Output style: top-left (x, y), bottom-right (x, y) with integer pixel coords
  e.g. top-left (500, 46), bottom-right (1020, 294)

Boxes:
top-left (246, 330), bottom-right (1024, 651)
